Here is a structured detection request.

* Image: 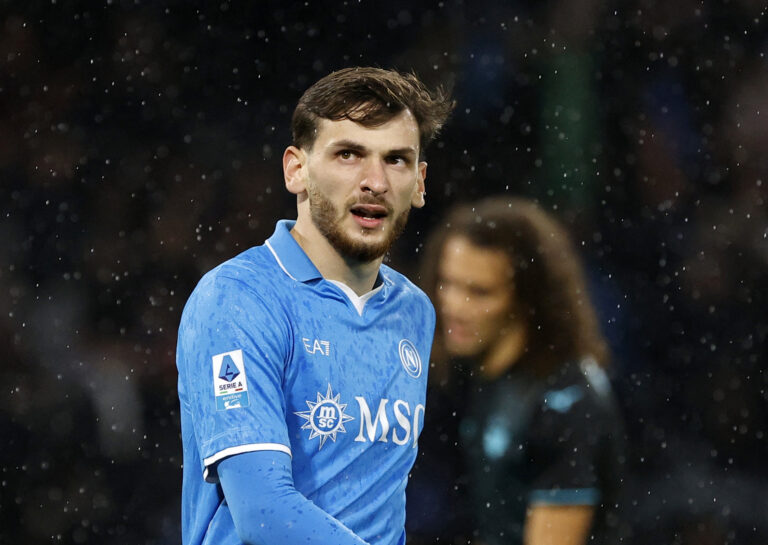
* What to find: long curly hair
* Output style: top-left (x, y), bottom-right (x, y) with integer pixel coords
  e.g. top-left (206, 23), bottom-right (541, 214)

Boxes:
top-left (420, 196), bottom-right (608, 382)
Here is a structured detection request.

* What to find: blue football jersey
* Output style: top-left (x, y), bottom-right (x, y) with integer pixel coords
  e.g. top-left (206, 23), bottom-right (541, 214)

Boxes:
top-left (177, 220), bottom-right (435, 545)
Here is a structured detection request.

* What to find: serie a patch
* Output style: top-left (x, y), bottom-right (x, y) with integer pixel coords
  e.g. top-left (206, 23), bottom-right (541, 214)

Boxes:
top-left (212, 349), bottom-right (250, 410)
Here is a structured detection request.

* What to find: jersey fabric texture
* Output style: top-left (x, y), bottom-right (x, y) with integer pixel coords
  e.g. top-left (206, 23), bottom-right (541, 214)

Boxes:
top-left (176, 219), bottom-right (435, 545)
top-left (460, 358), bottom-right (625, 545)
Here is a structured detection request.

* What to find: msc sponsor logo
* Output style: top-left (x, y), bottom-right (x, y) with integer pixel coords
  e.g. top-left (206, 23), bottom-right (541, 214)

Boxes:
top-left (295, 385), bottom-right (425, 449)
top-left (355, 397), bottom-right (425, 448)
top-left (295, 384), bottom-right (354, 449)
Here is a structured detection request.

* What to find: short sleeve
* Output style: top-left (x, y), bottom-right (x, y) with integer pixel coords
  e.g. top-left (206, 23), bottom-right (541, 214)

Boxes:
top-left (177, 273), bottom-right (293, 482)
top-left (525, 385), bottom-right (608, 506)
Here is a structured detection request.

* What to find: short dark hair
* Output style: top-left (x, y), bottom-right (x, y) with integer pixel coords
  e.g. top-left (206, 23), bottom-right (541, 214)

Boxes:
top-left (292, 67), bottom-right (454, 155)
top-left (422, 196), bottom-right (609, 378)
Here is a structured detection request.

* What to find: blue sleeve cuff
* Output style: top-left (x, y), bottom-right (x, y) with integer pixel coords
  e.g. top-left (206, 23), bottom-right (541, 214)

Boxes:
top-left (203, 442), bottom-right (291, 483)
top-left (528, 488), bottom-right (601, 506)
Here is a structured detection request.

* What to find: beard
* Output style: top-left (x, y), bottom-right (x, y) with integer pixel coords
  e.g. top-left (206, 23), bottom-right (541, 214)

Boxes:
top-left (308, 188), bottom-right (410, 263)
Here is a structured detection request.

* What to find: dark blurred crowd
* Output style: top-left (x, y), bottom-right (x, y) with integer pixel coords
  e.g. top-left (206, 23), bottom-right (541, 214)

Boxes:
top-left (1, 1), bottom-right (767, 543)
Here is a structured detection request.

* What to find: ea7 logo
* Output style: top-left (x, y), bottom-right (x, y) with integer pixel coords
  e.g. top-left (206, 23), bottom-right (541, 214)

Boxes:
top-left (303, 338), bottom-right (330, 356)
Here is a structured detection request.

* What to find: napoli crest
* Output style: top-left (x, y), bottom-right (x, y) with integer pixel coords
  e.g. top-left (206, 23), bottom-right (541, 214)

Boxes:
top-left (398, 339), bottom-right (422, 379)
top-left (295, 384), bottom-right (354, 450)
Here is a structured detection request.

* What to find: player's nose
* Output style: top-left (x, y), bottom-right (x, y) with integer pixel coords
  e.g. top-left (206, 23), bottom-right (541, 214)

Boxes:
top-left (360, 159), bottom-right (389, 195)
top-left (439, 286), bottom-right (470, 317)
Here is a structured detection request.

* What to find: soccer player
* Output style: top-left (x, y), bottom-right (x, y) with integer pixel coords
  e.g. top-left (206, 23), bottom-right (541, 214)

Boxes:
top-left (176, 67), bottom-right (453, 545)
top-left (409, 196), bottom-right (625, 545)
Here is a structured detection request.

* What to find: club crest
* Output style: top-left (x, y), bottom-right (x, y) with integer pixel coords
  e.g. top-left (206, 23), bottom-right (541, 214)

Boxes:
top-left (398, 339), bottom-right (422, 379)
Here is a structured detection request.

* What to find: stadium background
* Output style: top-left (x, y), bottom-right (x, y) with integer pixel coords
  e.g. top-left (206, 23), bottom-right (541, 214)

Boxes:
top-left (1, 1), bottom-right (766, 543)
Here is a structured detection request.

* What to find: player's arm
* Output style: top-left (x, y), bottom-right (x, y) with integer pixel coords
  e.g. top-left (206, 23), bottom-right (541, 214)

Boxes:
top-left (179, 275), bottom-right (368, 543)
top-left (523, 504), bottom-right (594, 545)
top-left (218, 450), bottom-right (370, 545)
top-left (523, 380), bottom-right (608, 545)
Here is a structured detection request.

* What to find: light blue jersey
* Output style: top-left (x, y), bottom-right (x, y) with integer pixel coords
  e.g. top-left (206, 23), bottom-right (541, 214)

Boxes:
top-left (177, 220), bottom-right (435, 545)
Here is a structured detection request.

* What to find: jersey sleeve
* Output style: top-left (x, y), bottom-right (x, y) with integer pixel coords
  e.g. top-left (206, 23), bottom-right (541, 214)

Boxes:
top-left (525, 386), bottom-right (609, 506)
top-left (218, 451), bottom-right (370, 545)
top-left (177, 273), bottom-right (293, 482)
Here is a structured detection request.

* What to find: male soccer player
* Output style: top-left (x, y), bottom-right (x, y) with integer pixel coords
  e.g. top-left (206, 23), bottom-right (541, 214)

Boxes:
top-left (408, 196), bottom-right (625, 545)
top-left (176, 67), bottom-right (453, 545)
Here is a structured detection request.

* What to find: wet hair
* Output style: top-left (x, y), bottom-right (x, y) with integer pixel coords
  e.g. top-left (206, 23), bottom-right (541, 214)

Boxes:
top-left (291, 67), bottom-right (454, 156)
top-left (422, 196), bottom-right (609, 378)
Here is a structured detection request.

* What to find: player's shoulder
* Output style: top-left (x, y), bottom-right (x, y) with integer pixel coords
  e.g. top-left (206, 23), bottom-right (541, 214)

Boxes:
top-left (380, 264), bottom-right (432, 305)
top-left (380, 265), bottom-right (434, 313)
top-left (184, 244), bottom-right (283, 311)
top-left (538, 358), bottom-right (619, 420)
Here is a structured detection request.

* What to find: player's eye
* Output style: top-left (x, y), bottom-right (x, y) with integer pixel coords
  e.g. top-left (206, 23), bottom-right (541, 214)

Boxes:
top-left (386, 155), bottom-right (408, 166)
top-left (467, 285), bottom-right (496, 298)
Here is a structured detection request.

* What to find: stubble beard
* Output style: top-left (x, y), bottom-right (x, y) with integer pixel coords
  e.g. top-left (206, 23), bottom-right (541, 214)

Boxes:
top-left (308, 188), bottom-right (410, 263)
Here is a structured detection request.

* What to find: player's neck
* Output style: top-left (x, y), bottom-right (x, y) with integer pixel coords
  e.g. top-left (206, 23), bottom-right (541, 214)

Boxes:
top-left (480, 321), bottom-right (527, 379)
top-left (290, 223), bottom-right (382, 296)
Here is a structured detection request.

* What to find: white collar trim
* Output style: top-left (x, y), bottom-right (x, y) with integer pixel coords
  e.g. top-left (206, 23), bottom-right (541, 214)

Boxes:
top-left (327, 279), bottom-right (383, 316)
top-left (265, 239), bottom-right (297, 281)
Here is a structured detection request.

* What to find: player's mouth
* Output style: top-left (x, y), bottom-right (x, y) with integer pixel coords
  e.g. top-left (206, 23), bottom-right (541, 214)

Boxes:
top-left (350, 204), bottom-right (388, 229)
top-left (443, 319), bottom-right (475, 342)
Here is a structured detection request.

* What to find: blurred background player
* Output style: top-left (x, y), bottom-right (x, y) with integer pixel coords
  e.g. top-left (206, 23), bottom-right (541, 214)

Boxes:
top-left (176, 67), bottom-right (453, 545)
top-left (407, 196), bottom-right (625, 545)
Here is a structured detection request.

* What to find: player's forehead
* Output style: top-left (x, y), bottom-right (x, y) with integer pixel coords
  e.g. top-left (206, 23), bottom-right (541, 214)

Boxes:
top-left (438, 235), bottom-right (513, 287)
top-left (313, 110), bottom-right (420, 153)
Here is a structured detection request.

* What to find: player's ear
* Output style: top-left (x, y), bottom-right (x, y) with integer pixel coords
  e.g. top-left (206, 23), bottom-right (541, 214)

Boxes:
top-left (411, 161), bottom-right (427, 208)
top-left (284, 145), bottom-right (308, 195)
